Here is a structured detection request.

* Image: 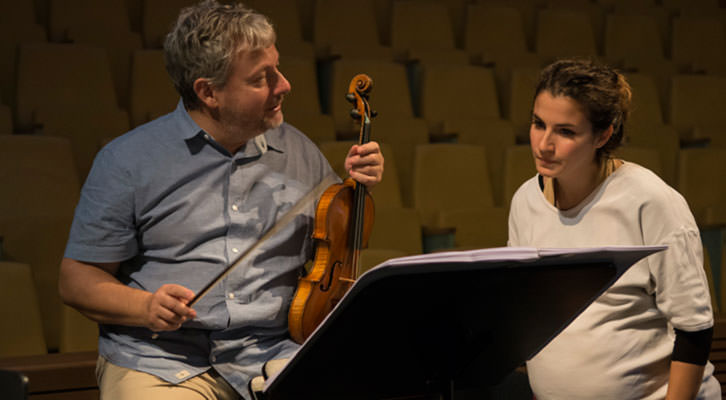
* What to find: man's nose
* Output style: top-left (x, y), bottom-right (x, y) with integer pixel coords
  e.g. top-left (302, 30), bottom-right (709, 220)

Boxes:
top-left (274, 70), bottom-right (291, 96)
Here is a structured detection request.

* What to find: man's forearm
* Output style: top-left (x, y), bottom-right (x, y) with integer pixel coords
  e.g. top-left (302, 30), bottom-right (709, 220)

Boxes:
top-left (59, 257), bottom-right (152, 327)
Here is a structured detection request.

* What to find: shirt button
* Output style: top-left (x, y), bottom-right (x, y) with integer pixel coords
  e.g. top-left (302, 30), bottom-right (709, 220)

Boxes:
top-left (228, 293), bottom-right (235, 299)
top-left (232, 204), bottom-right (238, 211)
top-left (211, 355), bottom-right (216, 362)
top-left (232, 248), bottom-right (239, 253)
top-left (176, 370), bottom-right (190, 379)
top-left (151, 333), bottom-right (159, 339)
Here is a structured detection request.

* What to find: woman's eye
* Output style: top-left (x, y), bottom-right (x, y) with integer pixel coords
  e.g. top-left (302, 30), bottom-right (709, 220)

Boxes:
top-left (559, 128), bottom-right (575, 136)
top-left (532, 119), bottom-right (545, 129)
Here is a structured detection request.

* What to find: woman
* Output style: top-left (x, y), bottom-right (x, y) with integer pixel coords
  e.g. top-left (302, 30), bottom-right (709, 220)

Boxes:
top-left (508, 58), bottom-right (720, 399)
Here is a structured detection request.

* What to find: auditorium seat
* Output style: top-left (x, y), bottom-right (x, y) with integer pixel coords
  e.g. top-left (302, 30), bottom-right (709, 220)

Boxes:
top-left (671, 15), bottom-right (726, 72)
top-left (0, 135), bottom-right (80, 351)
top-left (544, 0), bottom-right (607, 52)
top-left (663, 0), bottom-right (721, 14)
top-left (48, 0), bottom-right (132, 43)
top-left (247, 0), bottom-right (314, 59)
top-left (125, 0), bottom-right (142, 32)
top-left (419, 64), bottom-right (500, 134)
top-left (443, 118), bottom-right (517, 207)
top-left (367, 207), bottom-right (423, 255)
top-left (412, 144), bottom-right (495, 228)
top-left (508, 66), bottom-right (539, 141)
top-left (64, 28), bottom-right (142, 108)
top-left (390, 0), bottom-right (464, 61)
top-left (610, 4), bottom-right (670, 58)
top-left (40, 107), bottom-right (131, 180)
top-left (703, 249), bottom-right (720, 315)
top-left (677, 148), bottom-right (726, 227)
top-left (15, 43), bottom-right (121, 132)
top-left (0, 103), bottom-right (11, 134)
top-left (328, 59), bottom-right (414, 136)
top-left (47, 0), bottom-right (142, 106)
top-left (142, 0), bottom-right (197, 48)
top-left (0, 0), bottom-right (37, 25)
top-left (614, 146), bottom-right (663, 180)
top-left (312, 0), bottom-right (393, 60)
top-left (373, 117), bottom-right (430, 208)
top-left (623, 72), bottom-right (664, 129)
top-left (59, 305), bottom-right (98, 353)
top-left (626, 123), bottom-right (679, 186)
top-left (0, 261), bottom-right (47, 357)
top-left (285, 114), bottom-right (336, 145)
top-left (279, 56), bottom-right (324, 124)
top-left (317, 141), bottom-right (403, 209)
top-left (503, 145), bottom-right (536, 209)
top-left (477, 0), bottom-right (538, 51)
top-left (482, 53), bottom-right (543, 122)
top-left (464, 4), bottom-right (529, 59)
top-left (535, 9), bottom-right (598, 62)
top-left (436, 206), bottom-right (509, 250)
top-left (692, 125), bottom-right (726, 150)
top-left (128, 49), bottom-right (178, 127)
top-left (604, 14), bottom-right (665, 67)
top-left (247, 0), bottom-right (304, 47)
top-left (670, 74), bottom-right (726, 139)
top-left (0, 19), bottom-right (45, 114)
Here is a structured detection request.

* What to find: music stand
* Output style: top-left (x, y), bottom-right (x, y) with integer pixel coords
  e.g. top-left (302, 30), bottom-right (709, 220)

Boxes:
top-left (262, 246), bottom-right (664, 400)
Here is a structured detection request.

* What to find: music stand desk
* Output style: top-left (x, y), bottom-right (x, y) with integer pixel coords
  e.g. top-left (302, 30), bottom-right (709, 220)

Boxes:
top-left (262, 246), bottom-right (664, 400)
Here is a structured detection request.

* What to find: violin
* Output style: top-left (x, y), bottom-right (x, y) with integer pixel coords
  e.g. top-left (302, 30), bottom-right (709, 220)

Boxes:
top-left (288, 74), bottom-right (376, 344)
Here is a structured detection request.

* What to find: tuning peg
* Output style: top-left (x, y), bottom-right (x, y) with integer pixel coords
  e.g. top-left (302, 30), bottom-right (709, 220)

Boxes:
top-left (371, 110), bottom-right (378, 118)
top-left (349, 109), bottom-right (361, 120)
top-left (345, 93), bottom-right (356, 104)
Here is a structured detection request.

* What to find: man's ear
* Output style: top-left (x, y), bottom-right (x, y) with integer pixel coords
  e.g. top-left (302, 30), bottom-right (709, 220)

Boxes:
top-left (596, 125), bottom-right (614, 148)
top-left (193, 78), bottom-right (217, 109)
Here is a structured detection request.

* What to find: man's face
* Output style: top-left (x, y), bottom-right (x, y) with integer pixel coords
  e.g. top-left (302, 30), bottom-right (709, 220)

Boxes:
top-left (212, 45), bottom-right (291, 138)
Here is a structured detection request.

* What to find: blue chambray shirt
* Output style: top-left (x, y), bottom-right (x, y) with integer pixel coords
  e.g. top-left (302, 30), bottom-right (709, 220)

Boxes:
top-left (64, 100), bottom-right (335, 398)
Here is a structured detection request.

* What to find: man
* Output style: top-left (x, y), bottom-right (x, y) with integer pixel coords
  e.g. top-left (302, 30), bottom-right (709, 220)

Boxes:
top-left (58, 1), bottom-right (384, 399)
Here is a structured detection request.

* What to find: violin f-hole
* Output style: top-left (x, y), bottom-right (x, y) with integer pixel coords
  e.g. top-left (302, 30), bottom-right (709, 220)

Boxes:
top-left (320, 261), bottom-right (342, 291)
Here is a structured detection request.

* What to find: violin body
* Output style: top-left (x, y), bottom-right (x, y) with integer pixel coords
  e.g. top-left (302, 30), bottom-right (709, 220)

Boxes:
top-left (288, 178), bottom-right (374, 343)
top-left (288, 74), bottom-right (376, 344)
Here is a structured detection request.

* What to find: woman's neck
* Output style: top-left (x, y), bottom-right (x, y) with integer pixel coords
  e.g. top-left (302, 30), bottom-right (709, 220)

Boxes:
top-left (548, 158), bottom-right (619, 210)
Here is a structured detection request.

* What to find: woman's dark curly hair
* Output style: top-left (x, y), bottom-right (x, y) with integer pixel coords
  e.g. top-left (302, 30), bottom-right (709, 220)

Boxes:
top-left (534, 58), bottom-right (632, 161)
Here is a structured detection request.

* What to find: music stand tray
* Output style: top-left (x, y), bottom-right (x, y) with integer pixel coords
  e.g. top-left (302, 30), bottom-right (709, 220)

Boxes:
top-left (262, 246), bottom-right (665, 400)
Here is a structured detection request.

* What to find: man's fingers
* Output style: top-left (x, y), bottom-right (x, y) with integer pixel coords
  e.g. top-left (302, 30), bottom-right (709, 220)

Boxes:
top-left (163, 284), bottom-right (195, 302)
top-left (349, 170), bottom-right (380, 186)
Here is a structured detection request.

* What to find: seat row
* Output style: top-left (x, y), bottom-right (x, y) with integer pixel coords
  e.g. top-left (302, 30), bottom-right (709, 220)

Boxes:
top-left (2, 41), bottom-right (726, 183)
top-left (2, 0), bottom-right (725, 112)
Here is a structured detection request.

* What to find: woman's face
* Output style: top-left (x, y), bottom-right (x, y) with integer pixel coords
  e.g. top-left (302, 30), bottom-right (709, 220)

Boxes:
top-left (529, 91), bottom-right (609, 185)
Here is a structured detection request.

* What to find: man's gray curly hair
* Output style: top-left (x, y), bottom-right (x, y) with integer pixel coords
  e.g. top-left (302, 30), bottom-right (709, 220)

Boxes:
top-left (163, 0), bottom-right (276, 109)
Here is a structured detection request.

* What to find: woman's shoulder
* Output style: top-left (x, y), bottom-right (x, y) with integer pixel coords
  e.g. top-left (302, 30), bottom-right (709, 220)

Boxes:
top-left (613, 161), bottom-right (696, 226)
top-left (614, 161), bottom-right (676, 198)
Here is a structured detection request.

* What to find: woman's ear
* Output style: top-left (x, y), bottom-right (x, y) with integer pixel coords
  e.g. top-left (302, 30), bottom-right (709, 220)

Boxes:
top-left (596, 125), bottom-right (614, 149)
top-left (193, 78), bottom-right (217, 109)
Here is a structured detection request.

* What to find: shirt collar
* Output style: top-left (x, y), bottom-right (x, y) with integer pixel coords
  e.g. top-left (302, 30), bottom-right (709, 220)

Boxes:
top-left (173, 98), bottom-right (285, 155)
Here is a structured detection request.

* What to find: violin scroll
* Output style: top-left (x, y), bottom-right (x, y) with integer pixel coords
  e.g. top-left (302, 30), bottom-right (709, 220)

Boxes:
top-left (346, 74), bottom-right (376, 122)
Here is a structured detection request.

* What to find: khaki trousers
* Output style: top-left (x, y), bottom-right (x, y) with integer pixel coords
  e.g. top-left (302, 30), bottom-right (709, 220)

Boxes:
top-left (96, 356), bottom-right (241, 400)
